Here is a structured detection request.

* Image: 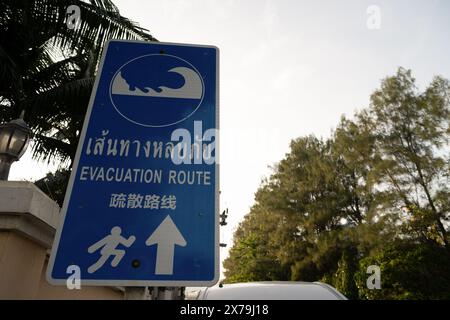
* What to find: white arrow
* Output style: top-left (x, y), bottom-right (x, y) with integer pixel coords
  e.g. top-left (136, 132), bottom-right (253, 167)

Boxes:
top-left (145, 215), bottom-right (187, 275)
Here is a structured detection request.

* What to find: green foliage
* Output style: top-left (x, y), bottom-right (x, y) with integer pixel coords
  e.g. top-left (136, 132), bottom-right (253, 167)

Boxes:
top-left (223, 68), bottom-right (450, 299)
top-left (1, 0), bottom-right (157, 207)
top-left (333, 247), bottom-right (359, 300)
top-left (223, 206), bottom-right (290, 283)
top-left (355, 242), bottom-right (450, 300)
top-left (34, 169), bottom-right (71, 206)
top-left (0, 0), bottom-right (156, 166)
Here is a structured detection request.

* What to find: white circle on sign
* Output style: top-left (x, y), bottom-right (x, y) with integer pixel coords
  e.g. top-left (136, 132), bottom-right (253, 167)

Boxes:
top-left (109, 54), bottom-right (204, 127)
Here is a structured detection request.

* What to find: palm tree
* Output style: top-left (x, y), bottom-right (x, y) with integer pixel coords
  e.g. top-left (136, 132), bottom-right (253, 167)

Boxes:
top-left (0, 0), bottom-right (156, 166)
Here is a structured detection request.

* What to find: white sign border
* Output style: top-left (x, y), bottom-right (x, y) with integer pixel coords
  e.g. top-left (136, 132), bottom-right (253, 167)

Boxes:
top-left (46, 39), bottom-right (220, 287)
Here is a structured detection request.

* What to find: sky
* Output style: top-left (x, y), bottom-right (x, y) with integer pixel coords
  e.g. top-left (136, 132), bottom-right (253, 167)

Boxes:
top-left (9, 0), bottom-right (450, 278)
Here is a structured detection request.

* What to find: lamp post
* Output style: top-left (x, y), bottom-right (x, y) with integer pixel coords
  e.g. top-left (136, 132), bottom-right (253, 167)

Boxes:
top-left (0, 112), bottom-right (32, 180)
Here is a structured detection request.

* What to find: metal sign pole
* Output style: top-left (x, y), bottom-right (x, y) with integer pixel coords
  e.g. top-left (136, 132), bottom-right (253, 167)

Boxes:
top-left (154, 287), bottom-right (178, 300)
top-left (124, 287), bottom-right (147, 300)
top-left (157, 286), bottom-right (168, 300)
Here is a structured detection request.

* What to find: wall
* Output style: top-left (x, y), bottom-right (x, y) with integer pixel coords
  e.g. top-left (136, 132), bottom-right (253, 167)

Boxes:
top-left (0, 181), bottom-right (123, 299)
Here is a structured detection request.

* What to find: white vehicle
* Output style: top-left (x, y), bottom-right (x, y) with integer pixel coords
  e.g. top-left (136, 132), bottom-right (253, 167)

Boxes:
top-left (187, 281), bottom-right (347, 300)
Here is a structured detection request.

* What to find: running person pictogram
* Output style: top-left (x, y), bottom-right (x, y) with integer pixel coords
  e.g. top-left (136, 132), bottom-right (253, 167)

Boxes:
top-left (87, 226), bottom-right (136, 273)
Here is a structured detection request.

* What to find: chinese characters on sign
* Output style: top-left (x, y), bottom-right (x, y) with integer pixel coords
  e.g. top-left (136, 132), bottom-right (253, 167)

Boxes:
top-left (109, 193), bottom-right (176, 210)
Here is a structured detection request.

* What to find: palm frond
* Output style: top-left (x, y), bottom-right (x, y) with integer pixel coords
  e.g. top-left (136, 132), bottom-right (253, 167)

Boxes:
top-left (1, 0), bottom-right (158, 167)
top-left (31, 0), bottom-right (157, 53)
top-left (0, 45), bottom-right (21, 99)
top-left (31, 133), bottom-right (72, 164)
top-left (24, 77), bottom-right (94, 122)
top-left (25, 55), bottom-right (80, 92)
